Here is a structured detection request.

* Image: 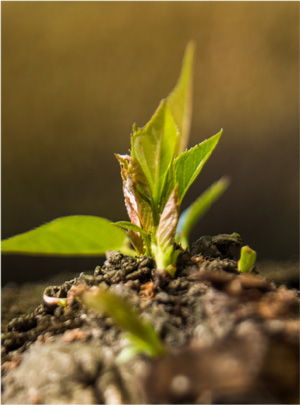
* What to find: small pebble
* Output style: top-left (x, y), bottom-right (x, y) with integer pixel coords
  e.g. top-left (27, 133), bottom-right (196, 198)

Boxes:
top-left (265, 319), bottom-right (285, 334)
top-left (179, 296), bottom-right (189, 305)
top-left (139, 257), bottom-right (153, 268)
top-left (187, 283), bottom-right (206, 297)
top-left (94, 266), bottom-right (102, 276)
top-left (170, 374), bottom-right (191, 397)
top-left (124, 264), bottom-right (136, 274)
top-left (54, 307), bottom-right (64, 318)
top-left (124, 280), bottom-right (140, 290)
top-left (155, 292), bottom-right (171, 303)
top-left (179, 280), bottom-right (190, 289)
top-left (163, 304), bottom-right (173, 313)
top-left (168, 279), bottom-right (181, 291)
top-left (64, 319), bottom-right (72, 326)
top-left (172, 316), bottom-right (182, 327)
top-left (180, 308), bottom-right (190, 318)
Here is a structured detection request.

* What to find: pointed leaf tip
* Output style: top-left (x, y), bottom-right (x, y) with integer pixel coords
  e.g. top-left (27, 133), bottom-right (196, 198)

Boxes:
top-left (167, 41), bottom-right (196, 155)
top-left (174, 129), bottom-right (223, 201)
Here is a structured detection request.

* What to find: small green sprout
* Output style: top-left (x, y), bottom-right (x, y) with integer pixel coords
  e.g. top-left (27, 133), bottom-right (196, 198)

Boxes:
top-left (83, 288), bottom-right (166, 362)
top-left (112, 41), bottom-right (225, 273)
top-left (238, 245), bottom-right (257, 273)
top-left (2, 42), bottom-right (228, 275)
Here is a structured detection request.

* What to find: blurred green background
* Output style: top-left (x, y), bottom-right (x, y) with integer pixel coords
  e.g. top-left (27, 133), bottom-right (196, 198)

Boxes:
top-left (2, 2), bottom-right (299, 283)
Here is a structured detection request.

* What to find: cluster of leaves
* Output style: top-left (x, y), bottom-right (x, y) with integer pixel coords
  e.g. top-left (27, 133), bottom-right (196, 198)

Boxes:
top-left (2, 42), bottom-right (228, 275)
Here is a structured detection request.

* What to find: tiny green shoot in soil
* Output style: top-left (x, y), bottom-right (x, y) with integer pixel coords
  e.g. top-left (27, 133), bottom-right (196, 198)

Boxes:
top-left (2, 42), bottom-right (228, 275)
top-left (238, 245), bottom-right (257, 273)
top-left (83, 287), bottom-right (166, 361)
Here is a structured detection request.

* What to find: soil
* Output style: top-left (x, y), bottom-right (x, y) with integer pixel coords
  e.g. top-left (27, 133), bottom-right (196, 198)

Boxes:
top-left (1, 235), bottom-right (299, 404)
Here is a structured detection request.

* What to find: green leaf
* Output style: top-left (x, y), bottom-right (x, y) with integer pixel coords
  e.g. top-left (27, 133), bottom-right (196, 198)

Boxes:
top-left (83, 288), bottom-right (166, 358)
top-left (1, 215), bottom-right (130, 256)
top-left (131, 100), bottom-right (179, 214)
top-left (115, 221), bottom-right (148, 238)
top-left (174, 129), bottom-right (223, 201)
top-left (176, 176), bottom-right (230, 248)
top-left (167, 40), bottom-right (195, 155)
top-left (115, 221), bottom-right (151, 255)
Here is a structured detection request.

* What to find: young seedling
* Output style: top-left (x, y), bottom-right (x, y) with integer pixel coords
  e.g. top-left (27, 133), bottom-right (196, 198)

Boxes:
top-left (2, 42), bottom-right (228, 275)
top-left (238, 245), bottom-right (257, 273)
top-left (83, 287), bottom-right (166, 362)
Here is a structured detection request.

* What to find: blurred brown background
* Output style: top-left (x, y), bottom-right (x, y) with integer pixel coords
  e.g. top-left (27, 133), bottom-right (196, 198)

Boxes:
top-left (2, 2), bottom-right (299, 284)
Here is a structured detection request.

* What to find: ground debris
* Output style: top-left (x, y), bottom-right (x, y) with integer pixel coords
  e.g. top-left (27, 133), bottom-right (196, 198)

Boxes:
top-left (2, 248), bottom-right (299, 404)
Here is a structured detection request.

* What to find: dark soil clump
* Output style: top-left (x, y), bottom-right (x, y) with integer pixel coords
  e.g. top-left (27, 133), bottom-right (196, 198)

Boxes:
top-left (2, 238), bottom-right (299, 404)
